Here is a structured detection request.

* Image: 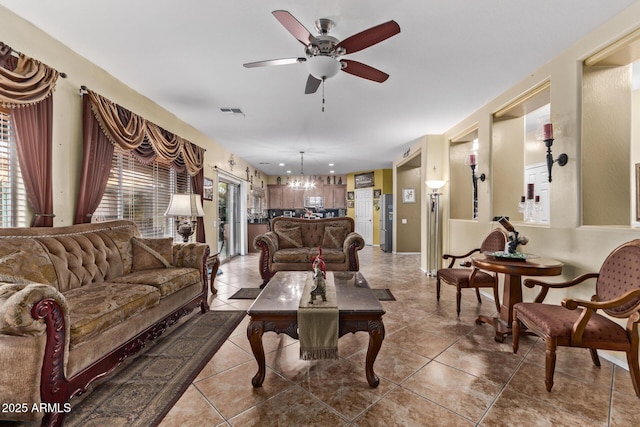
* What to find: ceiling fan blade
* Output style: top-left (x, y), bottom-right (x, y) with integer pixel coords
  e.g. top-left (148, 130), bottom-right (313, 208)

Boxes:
top-left (272, 10), bottom-right (317, 47)
top-left (340, 59), bottom-right (389, 83)
top-left (337, 20), bottom-right (400, 54)
top-left (243, 57), bottom-right (306, 68)
top-left (340, 60), bottom-right (389, 83)
top-left (305, 75), bottom-right (322, 94)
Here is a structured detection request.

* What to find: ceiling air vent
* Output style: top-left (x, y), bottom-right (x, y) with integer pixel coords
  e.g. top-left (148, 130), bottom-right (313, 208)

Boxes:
top-left (220, 107), bottom-right (244, 116)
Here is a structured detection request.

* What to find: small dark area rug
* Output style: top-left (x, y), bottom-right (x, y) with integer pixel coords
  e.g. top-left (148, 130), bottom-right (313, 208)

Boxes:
top-left (64, 310), bottom-right (246, 427)
top-left (230, 287), bottom-right (396, 301)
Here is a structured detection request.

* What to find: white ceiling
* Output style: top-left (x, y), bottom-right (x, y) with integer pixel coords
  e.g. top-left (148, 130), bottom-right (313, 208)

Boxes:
top-left (1, 0), bottom-right (636, 175)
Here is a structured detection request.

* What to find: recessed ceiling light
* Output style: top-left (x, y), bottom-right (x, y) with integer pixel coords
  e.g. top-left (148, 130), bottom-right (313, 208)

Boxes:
top-left (279, 163), bottom-right (285, 166)
top-left (286, 170), bottom-right (292, 174)
top-left (330, 170), bottom-right (335, 174)
top-left (329, 163), bottom-right (334, 166)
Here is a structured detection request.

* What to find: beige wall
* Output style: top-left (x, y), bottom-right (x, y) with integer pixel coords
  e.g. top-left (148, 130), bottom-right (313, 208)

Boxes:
top-left (0, 6), bottom-right (265, 251)
top-left (433, 3), bottom-right (640, 368)
top-left (582, 65), bottom-right (631, 225)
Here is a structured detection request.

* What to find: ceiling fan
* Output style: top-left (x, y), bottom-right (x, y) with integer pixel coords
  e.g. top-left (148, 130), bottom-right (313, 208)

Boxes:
top-left (243, 10), bottom-right (401, 94)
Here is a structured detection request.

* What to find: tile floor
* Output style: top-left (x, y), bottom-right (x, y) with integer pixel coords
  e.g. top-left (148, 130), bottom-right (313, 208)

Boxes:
top-left (159, 247), bottom-right (639, 427)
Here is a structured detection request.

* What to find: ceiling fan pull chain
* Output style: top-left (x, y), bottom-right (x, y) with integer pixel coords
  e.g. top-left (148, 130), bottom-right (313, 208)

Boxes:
top-left (322, 77), bottom-right (326, 112)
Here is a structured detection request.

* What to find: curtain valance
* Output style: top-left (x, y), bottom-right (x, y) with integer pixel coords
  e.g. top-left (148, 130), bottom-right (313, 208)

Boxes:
top-left (0, 43), bottom-right (59, 108)
top-left (87, 90), bottom-right (204, 176)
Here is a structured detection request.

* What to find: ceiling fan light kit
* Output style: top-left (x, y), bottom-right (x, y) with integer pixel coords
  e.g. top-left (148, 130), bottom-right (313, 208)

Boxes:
top-left (244, 10), bottom-right (400, 95)
top-left (307, 55), bottom-right (341, 79)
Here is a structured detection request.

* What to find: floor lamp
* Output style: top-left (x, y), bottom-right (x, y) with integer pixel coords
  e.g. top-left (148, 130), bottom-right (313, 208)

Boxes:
top-left (426, 180), bottom-right (446, 277)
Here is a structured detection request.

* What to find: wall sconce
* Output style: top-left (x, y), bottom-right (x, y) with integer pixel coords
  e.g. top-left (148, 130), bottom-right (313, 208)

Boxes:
top-left (539, 122), bottom-right (568, 182)
top-left (468, 153), bottom-right (486, 220)
top-left (164, 194), bottom-right (205, 242)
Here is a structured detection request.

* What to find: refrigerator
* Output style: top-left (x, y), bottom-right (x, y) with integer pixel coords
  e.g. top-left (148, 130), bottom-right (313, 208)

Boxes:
top-left (380, 194), bottom-right (393, 252)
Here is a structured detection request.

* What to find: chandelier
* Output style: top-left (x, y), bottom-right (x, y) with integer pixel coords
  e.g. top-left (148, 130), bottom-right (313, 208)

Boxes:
top-left (288, 151), bottom-right (315, 190)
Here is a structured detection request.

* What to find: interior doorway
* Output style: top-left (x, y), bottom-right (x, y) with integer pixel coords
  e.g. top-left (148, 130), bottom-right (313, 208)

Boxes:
top-left (355, 188), bottom-right (373, 245)
top-left (217, 172), bottom-right (247, 262)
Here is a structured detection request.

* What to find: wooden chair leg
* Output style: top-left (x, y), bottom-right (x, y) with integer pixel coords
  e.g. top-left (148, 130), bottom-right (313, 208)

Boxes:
top-left (475, 288), bottom-right (482, 303)
top-left (512, 314), bottom-right (520, 354)
top-left (626, 344), bottom-right (640, 397)
top-left (456, 287), bottom-right (462, 316)
top-left (589, 349), bottom-right (601, 367)
top-left (436, 276), bottom-right (441, 302)
top-left (545, 339), bottom-right (558, 392)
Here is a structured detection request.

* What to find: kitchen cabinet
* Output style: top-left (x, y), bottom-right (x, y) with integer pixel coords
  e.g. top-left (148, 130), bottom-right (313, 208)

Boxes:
top-left (267, 185), bottom-right (283, 209)
top-left (267, 183), bottom-right (346, 209)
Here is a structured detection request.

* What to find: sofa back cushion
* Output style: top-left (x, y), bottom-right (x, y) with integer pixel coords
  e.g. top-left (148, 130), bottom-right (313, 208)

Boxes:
top-left (271, 217), bottom-right (355, 249)
top-left (0, 221), bottom-right (140, 293)
top-left (36, 231), bottom-right (124, 292)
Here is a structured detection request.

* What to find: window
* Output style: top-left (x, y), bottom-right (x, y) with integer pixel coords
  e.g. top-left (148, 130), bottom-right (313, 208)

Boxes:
top-left (0, 110), bottom-right (27, 227)
top-left (93, 146), bottom-right (192, 239)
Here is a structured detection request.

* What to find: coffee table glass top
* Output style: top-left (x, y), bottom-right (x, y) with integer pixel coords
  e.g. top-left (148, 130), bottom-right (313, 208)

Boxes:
top-left (248, 271), bottom-right (384, 315)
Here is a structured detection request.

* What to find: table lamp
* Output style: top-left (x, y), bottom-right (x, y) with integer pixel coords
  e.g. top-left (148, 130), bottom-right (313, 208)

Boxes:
top-left (164, 194), bottom-right (205, 242)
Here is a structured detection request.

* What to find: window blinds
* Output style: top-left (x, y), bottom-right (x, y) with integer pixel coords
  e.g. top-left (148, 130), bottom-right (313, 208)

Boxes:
top-left (93, 146), bottom-right (191, 239)
top-left (0, 112), bottom-right (27, 227)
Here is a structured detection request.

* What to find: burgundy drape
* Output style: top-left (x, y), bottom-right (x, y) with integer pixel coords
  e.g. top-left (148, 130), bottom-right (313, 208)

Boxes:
top-left (77, 90), bottom-right (206, 241)
top-left (74, 95), bottom-right (114, 224)
top-left (191, 170), bottom-right (205, 243)
top-left (11, 97), bottom-right (54, 226)
top-left (1, 43), bottom-right (59, 227)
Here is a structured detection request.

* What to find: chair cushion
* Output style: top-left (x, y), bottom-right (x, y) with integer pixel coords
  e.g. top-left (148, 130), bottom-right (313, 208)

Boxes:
top-left (131, 237), bottom-right (173, 271)
top-left (111, 267), bottom-right (201, 297)
top-left (276, 227), bottom-right (303, 249)
top-left (515, 303), bottom-right (630, 344)
top-left (65, 283), bottom-right (160, 346)
top-left (437, 268), bottom-right (495, 287)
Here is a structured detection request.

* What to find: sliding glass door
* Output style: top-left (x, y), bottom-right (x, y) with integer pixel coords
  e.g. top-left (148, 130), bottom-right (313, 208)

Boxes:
top-left (217, 173), bottom-right (246, 262)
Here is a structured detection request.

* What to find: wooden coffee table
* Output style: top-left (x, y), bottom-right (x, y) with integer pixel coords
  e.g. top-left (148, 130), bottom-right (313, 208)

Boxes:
top-left (246, 271), bottom-right (386, 388)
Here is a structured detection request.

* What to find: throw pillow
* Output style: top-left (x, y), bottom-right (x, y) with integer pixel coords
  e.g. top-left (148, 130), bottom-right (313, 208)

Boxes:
top-left (131, 237), bottom-right (173, 271)
top-left (276, 227), bottom-right (303, 249)
top-left (322, 226), bottom-right (349, 249)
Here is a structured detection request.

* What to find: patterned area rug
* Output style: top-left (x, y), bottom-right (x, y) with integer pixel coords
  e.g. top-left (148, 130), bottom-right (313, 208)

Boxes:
top-left (230, 287), bottom-right (396, 301)
top-left (64, 310), bottom-right (246, 427)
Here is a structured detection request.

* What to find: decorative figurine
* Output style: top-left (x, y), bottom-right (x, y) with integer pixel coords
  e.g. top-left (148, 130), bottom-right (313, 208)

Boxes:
top-left (309, 248), bottom-right (327, 304)
top-left (498, 217), bottom-right (529, 254)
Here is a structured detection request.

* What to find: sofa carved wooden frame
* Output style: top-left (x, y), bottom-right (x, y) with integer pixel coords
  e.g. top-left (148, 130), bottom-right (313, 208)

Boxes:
top-left (32, 248), bottom-right (216, 427)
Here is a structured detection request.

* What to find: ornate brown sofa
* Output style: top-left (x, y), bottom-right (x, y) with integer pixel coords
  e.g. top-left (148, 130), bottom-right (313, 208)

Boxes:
top-left (253, 216), bottom-right (365, 286)
top-left (0, 220), bottom-right (215, 427)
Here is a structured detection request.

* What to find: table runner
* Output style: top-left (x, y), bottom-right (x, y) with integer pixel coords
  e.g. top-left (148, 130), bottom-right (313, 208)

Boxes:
top-left (297, 273), bottom-right (339, 360)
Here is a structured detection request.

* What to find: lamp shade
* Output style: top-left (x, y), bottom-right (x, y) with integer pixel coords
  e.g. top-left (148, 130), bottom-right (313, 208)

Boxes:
top-left (164, 194), bottom-right (205, 217)
top-left (308, 55), bottom-right (341, 79)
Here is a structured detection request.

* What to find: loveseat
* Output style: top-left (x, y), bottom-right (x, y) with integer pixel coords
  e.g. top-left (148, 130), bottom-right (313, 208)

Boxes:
top-left (0, 220), bottom-right (215, 427)
top-left (253, 216), bottom-right (365, 286)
